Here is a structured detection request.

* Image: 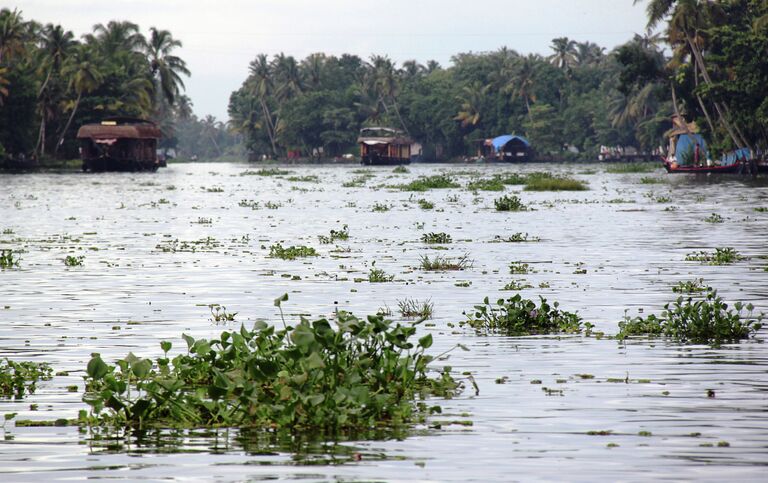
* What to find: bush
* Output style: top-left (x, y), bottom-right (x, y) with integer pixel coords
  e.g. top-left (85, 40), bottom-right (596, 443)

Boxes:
top-left (82, 308), bottom-right (462, 431)
top-left (617, 289), bottom-right (763, 345)
top-left (462, 294), bottom-right (587, 335)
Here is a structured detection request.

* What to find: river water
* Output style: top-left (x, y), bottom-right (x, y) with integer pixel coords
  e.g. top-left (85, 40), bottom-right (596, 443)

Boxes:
top-left (1, 162), bottom-right (767, 481)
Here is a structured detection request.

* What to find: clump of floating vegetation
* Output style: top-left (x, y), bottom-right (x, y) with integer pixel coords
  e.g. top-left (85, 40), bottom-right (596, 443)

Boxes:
top-left (238, 199), bottom-right (260, 209)
top-left (392, 165), bottom-right (409, 173)
top-left (509, 262), bottom-right (533, 274)
top-left (64, 255), bottom-right (84, 267)
top-left (368, 265), bottom-right (395, 282)
top-left (672, 278), bottom-right (710, 294)
top-left (501, 280), bottom-right (533, 291)
top-left (81, 298), bottom-right (463, 432)
top-left (685, 247), bottom-right (743, 265)
top-left (0, 249), bottom-right (20, 269)
top-left (417, 199), bottom-right (434, 210)
top-left (467, 178), bottom-right (505, 191)
top-left (419, 254), bottom-right (472, 271)
top-left (342, 176), bottom-right (370, 188)
top-left (208, 304), bottom-right (237, 323)
top-left (1, 359), bottom-right (52, 398)
top-left (494, 195), bottom-right (527, 211)
top-left (286, 175), bottom-right (320, 183)
top-left (605, 162), bottom-right (657, 174)
top-left (318, 225), bottom-right (349, 244)
top-left (371, 202), bottom-right (390, 212)
top-left (639, 176), bottom-right (665, 184)
top-left (493, 233), bottom-right (540, 243)
top-left (269, 243), bottom-right (318, 260)
top-left (421, 232), bottom-right (452, 244)
top-left (397, 175), bottom-right (460, 192)
top-left (241, 168), bottom-right (292, 176)
top-left (397, 298), bottom-right (434, 319)
top-left (704, 213), bottom-right (724, 223)
top-left (494, 173), bottom-right (528, 185)
top-left (523, 176), bottom-right (588, 191)
top-left (617, 288), bottom-right (763, 345)
top-left (461, 295), bottom-right (588, 335)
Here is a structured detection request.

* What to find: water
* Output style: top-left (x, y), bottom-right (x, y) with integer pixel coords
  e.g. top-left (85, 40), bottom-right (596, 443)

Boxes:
top-left (1, 162), bottom-right (767, 481)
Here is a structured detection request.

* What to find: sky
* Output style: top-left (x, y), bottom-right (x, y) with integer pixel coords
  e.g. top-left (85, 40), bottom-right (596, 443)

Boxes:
top-left (13, 0), bottom-right (651, 121)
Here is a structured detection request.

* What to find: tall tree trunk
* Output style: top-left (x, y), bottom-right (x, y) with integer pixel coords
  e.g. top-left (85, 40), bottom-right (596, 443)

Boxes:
top-left (259, 97), bottom-right (278, 157)
top-left (692, 60), bottom-right (717, 136)
top-left (55, 91), bottom-right (81, 156)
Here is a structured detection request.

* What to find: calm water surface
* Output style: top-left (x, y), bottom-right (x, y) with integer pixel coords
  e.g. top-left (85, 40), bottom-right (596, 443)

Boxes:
top-left (1, 162), bottom-right (767, 481)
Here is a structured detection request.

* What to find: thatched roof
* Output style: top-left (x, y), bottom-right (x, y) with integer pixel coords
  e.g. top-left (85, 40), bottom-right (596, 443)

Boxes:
top-left (77, 120), bottom-right (161, 140)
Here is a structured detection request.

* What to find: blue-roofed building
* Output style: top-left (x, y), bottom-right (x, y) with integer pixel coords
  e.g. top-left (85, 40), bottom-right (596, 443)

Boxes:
top-left (479, 134), bottom-right (533, 162)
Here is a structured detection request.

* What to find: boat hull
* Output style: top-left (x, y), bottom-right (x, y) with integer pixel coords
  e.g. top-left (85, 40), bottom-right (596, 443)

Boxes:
top-left (82, 157), bottom-right (160, 172)
top-left (663, 159), bottom-right (743, 174)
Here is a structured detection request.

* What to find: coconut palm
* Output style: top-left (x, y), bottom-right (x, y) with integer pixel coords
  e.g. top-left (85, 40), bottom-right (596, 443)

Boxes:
top-left (506, 54), bottom-right (540, 121)
top-left (301, 53), bottom-right (326, 89)
top-left (454, 81), bottom-right (489, 128)
top-left (574, 41), bottom-right (605, 66)
top-left (144, 27), bottom-right (190, 107)
top-left (548, 37), bottom-right (578, 71)
top-left (272, 53), bottom-right (303, 102)
top-left (247, 54), bottom-right (279, 156)
top-left (55, 45), bottom-right (103, 154)
top-left (35, 24), bottom-right (76, 155)
top-left (87, 20), bottom-right (144, 57)
top-left (0, 8), bottom-right (27, 64)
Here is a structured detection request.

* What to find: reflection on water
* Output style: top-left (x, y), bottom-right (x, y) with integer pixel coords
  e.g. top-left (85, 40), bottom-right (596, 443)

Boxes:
top-left (1, 162), bottom-right (767, 481)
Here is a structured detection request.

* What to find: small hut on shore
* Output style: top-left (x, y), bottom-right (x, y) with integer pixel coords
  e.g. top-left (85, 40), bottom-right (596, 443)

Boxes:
top-left (478, 135), bottom-right (533, 162)
top-left (357, 127), bottom-right (414, 165)
top-left (77, 118), bottom-right (162, 172)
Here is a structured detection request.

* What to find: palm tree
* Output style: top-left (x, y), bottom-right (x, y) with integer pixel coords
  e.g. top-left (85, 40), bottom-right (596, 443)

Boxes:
top-left (506, 54), bottom-right (540, 121)
top-left (87, 20), bottom-right (144, 56)
top-left (0, 8), bottom-right (27, 64)
top-left (574, 41), bottom-right (605, 66)
top-left (454, 81), bottom-right (489, 128)
top-left (35, 24), bottom-right (76, 155)
top-left (548, 37), bottom-right (577, 71)
top-left (55, 45), bottom-right (103, 155)
top-left (368, 55), bottom-right (408, 132)
top-left (301, 53), bottom-right (325, 89)
top-left (272, 53), bottom-right (303, 102)
top-left (144, 27), bottom-right (190, 107)
top-left (247, 54), bottom-right (279, 156)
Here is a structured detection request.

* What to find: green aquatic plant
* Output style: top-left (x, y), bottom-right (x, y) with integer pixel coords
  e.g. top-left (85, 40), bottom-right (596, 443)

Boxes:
top-left (342, 176), bottom-right (370, 188)
top-left (417, 199), bottom-right (434, 210)
top-left (617, 288), bottom-right (763, 345)
top-left (501, 280), bottom-right (533, 291)
top-left (467, 178), bottom-right (505, 191)
top-left (493, 233), bottom-right (540, 243)
top-left (0, 249), bottom-right (20, 269)
top-left (419, 254), bottom-right (472, 271)
top-left (209, 304), bottom-right (237, 323)
top-left (494, 195), bottom-right (527, 211)
top-left (685, 247), bottom-right (743, 265)
top-left (368, 266), bottom-right (395, 282)
top-left (605, 162), bottom-right (657, 174)
top-left (64, 255), bottom-right (84, 267)
top-left (269, 243), bottom-right (318, 260)
top-left (672, 278), bottom-right (710, 294)
top-left (392, 165), bottom-right (409, 173)
top-left (371, 202), bottom-right (390, 212)
top-left (0, 359), bottom-right (52, 399)
top-left (397, 175), bottom-right (460, 192)
top-left (704, 213), bottom-right (724, 223)
top-left (318, 225), bottom-right (349, 244)
top-left (493, 173), bottom-right (528, 185)
top-left (639, 176), bottom-right (665, 184)
top-left (421, 232), bottom-right (452, 244)
top-left (509, 262), bottom-right (533, 274)
top-left (462, 294), bottom-right (587, 335)
top-left (242, 168), bottom-right (292, 176)
top-left (286, 175), bottom-right (320, 183)
top-left (397, 298), bottom-right (434, 319)
top-left (524, 176), bottom-right (588, 191)
top-left (82, 306), bottom-right (463, 431)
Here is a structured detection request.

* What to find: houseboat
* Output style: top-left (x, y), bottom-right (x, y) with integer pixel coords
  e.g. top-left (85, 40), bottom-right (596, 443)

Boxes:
top-left (77, 118), bottom-right (162, 172)
top-left (478, 135), bottom-right (533, 162)
top-left (358, 127), bottom-right (414, 165)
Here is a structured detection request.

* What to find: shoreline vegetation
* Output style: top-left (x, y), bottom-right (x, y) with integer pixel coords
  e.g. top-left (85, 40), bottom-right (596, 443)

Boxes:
top-left (3, 2), bottom-right (767, 169)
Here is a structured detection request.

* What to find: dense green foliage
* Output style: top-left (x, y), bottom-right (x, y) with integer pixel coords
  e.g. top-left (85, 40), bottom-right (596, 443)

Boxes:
top-left (82, 311), bottom-right (461, 431)
top-left (617, 289), bottom-right (764, 345)
top-left (0, 9), bottom-right (194, 162)
top-left (0, 359), bottom-right (52, 398)
top-left (462, 295), bottom-right (588, 335)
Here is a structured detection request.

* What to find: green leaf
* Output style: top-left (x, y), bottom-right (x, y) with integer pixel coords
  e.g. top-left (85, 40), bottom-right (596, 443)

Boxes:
top-left (131, 358), bottom-right (152, 379)
top-left (274, 293), bottom-right (289, 307)
top-left (291, 324), bottom-right (315, 349)
top-left (86, 355), bottom-right (109, 380)
top-left (160, 341), bottom-right (172, 353)
top-left (418, 333), bottom-right (433, 349)
top-left (306, 351), bottom-right (326, 370)
top-left (307, 394), bottom-right (325, 406)
top-left (182, 333), bottom-right (195, 350)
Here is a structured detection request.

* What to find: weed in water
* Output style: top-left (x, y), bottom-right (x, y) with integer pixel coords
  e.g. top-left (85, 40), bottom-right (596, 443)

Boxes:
top-left (242, 168), bottom-right (293, 176)
top-left (397, 175), bottom-right (460, 192)
top-left (286, 175), bottom-right (320, 183)
top-left (494, 173), bottom-right (528, 185)
top-left (81, 304), bottom-right (463, 432)
top-left (209, 304), bottom-right (237, 323)
top-left (0, 359), bottom-right (52, 398)
top-left (493, 233), bottom-right (540, 243)
top-left (605, 162), bottom-right (657, 174)
top-left (318, 225), bottom-right (350, 244)
top-left (64, 255), bottom-right (84, 267)
top-left (461, 294), bottom-right (588, 335)
top-left (419, 254), bottom-right (472, 271)
top-left (685, 247), bottom-right (743, 265)
top-left (371, 202), bottom-right (390, 212)
top-left (616, 288), bottom-right (763, 345)
top-left (509, 262), bottom-right (534, 274)
top-left (494, 195), bottom-right (527, 211)
top-left (392, 165), bottom-right (409, 174)
top-left (639, 176), bottom-right (665, 184)
top-left (397, 298), bottom-right (434, 319)
top-left (672, 278), bottom-right (710, 294)
top-left (421, 232), bottom-right (452, 244)
top-left (0, 249), bottom-right (20, 269)
top-left (269, 243), bottom-right (318, 260)
top-left (369, 262), bottom-right (394, 282)
top-left (501, 280), bottom-right (533, 291)
top-left (524, 176), bottom-right (588, 191)
top-left (704, 213), bottom-right (724, 223)
top-left (417, 199), bottom-right (434, 210)
top-left (467, 178), bottom-right (505, 192)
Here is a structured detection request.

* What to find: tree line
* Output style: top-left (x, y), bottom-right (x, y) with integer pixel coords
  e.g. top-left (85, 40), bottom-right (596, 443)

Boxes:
top-left (0, 8), bottom-right (191, 162)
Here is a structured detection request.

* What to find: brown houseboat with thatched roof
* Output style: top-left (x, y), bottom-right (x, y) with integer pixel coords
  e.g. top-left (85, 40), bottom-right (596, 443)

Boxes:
top-left (357, 127), bottom-right (415, 165)
top-left (77, 118), bottom-right (162, 172)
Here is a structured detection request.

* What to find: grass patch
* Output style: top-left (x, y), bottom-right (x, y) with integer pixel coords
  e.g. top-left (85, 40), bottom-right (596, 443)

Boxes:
top-left (318, 225), bottom-right (349, 244)
top-left (523, 176), bottom-right (588, 191)
top-left (417, 199), bottom-right (434, 210)
top-left (685, 247), bottom-right (743, 265)
top-left (241, 168), bottom-right (293, 176)
top-left (605, 162), bottom-right (657, 173)
top-left (419, 254), bottom-right (472, 271)
top-left (461, 295), bottom-right (588, 335)
top-left (704, 213), bottom-right (724, 223)
top-left (368, 266), bottom-right (395, 282)
top-left (672, 278), bottom-right (710, 294)
top-left (467, 178), bottom-right (505, 191)
top-left (392, 165), bottom-right (409, 173)
top-left (397, 298), bottom-right (434, 319)
top-left (617, 288), bottom-right (763, 345)
top-left (421, 232), bottom-right (452, 244)
top-left (494, 195), bottom-right (527, 211)
top-left (397, 175), bottom-right (459, 192)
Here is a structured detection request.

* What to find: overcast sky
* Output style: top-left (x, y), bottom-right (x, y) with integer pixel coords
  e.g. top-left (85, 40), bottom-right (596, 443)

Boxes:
top-left (15, 0), bottom-right (651, 121)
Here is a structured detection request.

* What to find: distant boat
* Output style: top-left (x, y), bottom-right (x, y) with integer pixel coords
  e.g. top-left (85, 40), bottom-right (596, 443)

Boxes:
top-left (77, 117), bottom-right (162, 172)
top-left (478, 135), bottom-right (533, 162)
top-left (357, 127), bottom-right (415, 166)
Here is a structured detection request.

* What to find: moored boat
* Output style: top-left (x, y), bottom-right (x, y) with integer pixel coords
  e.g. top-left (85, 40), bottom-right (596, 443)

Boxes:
top-left (357, 127), bottom-right (416, 166)
top-left (77, 118), bottom-right (162, 172)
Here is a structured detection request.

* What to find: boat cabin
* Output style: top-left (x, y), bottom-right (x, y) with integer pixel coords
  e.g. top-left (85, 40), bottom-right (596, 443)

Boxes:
top-left (358, 127), bottom-right (414, 165)
top-left (479, 135), bottom-right (532, 162)
top-left (77, 118), bottom-right (162, 172)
